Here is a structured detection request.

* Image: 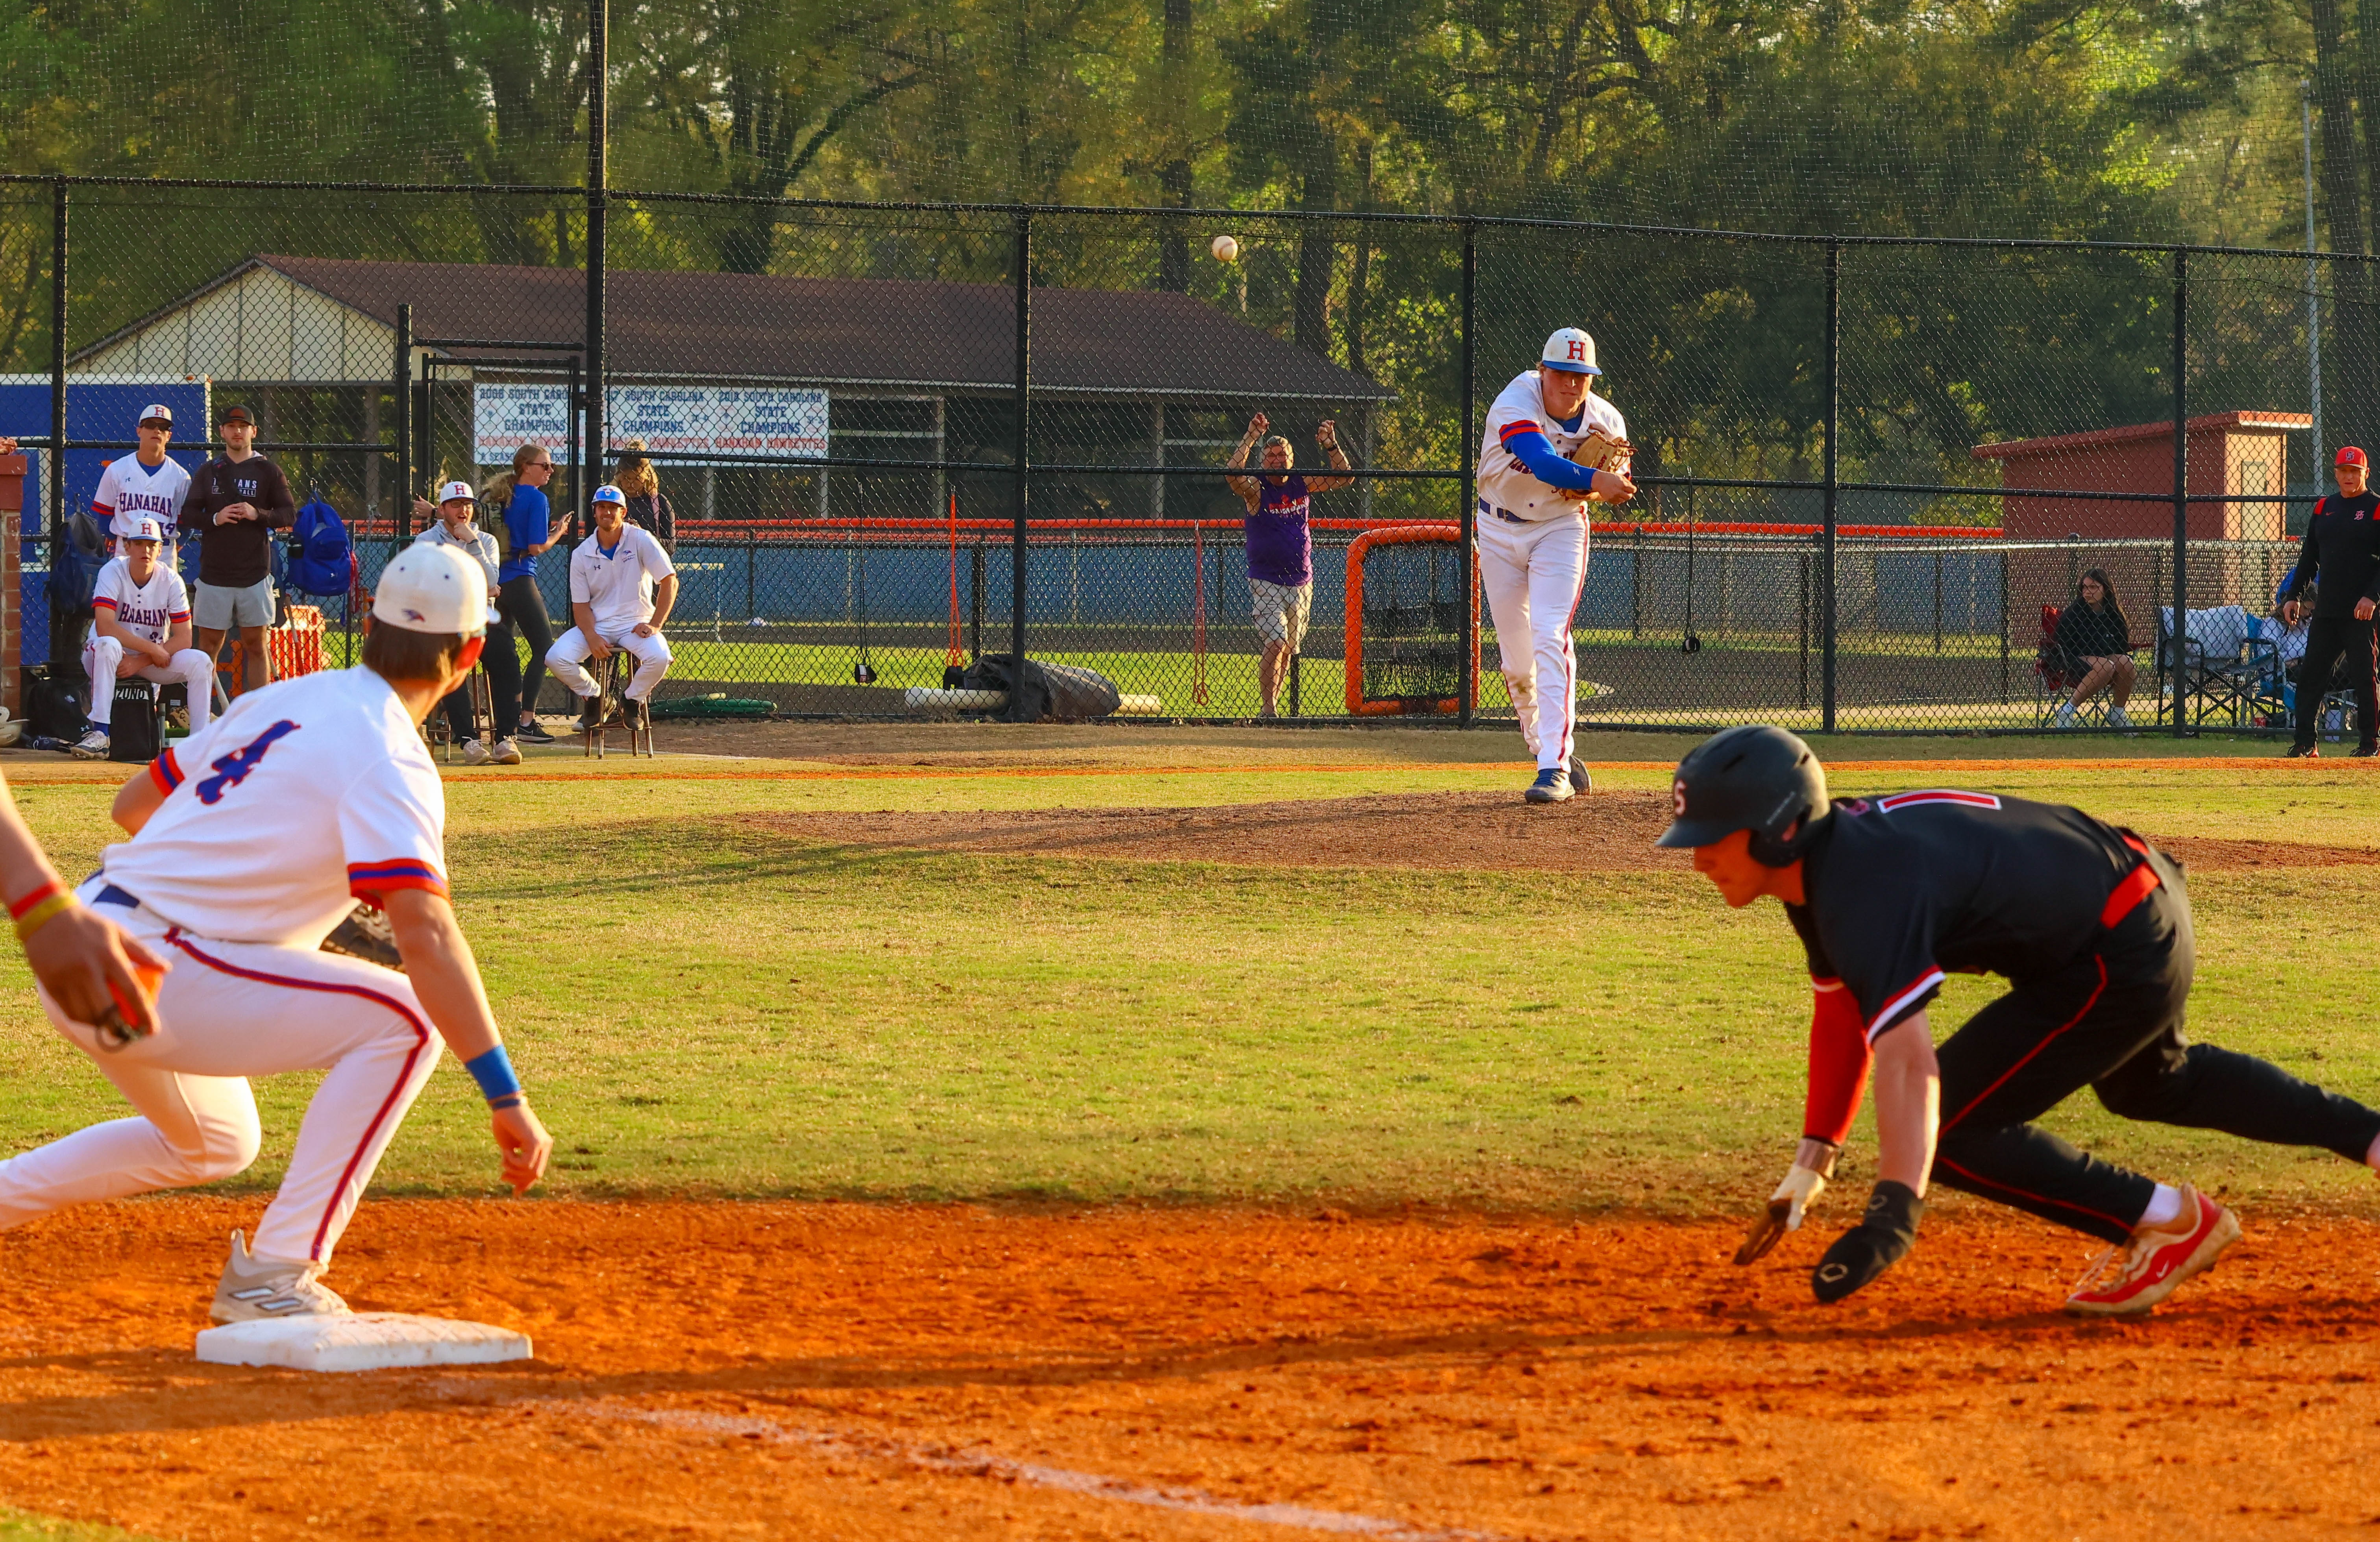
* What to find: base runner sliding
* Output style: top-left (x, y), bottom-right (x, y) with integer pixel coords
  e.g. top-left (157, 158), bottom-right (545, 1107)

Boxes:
top-left (1661, 724), bottom-right (2380, 1315)
top-left (0, 543), bottom-right (552, 1321)
top-left (1474, 327), bottom-right (1638, 804)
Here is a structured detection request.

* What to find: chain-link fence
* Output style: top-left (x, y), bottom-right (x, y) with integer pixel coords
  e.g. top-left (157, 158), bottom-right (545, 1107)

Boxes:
top-left (0, 176), bottom-right (2363, 734)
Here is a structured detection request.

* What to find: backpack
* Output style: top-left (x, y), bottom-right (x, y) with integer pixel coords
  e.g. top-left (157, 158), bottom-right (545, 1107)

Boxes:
top-left (286, 496), bottom-right (355, 598)
top-left (53, 508), bottom-right (110, 618)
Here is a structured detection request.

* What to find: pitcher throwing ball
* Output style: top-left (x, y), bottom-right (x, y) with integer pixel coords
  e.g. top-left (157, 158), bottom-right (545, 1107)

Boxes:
top-left (0, 542), bottom-right (552, 1321)
top-left (1476, 327), bottom-right (1637, 803)
top-left (1660, 724), bottom-right (2380, 1315)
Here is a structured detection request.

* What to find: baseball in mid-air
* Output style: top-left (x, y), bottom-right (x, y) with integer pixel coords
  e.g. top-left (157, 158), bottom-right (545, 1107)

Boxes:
top-left (1211, 235), bottom-right (1239, 263)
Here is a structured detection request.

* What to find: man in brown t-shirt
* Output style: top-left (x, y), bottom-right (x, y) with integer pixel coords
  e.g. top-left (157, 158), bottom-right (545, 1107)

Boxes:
top-left (185, 404), bottom-right (295, 695)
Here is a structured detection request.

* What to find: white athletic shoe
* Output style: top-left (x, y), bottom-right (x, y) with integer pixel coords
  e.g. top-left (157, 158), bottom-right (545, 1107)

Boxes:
top-left (490, 737), bottom-right (523, 765)
top-left (2107, 706), bottom-right (2132, 730)
top-left (210, 1231), bottom-right (350, 1324)
top-left (2052, 703), bottom-right (2078, 728)
top-left (460, 738), bottom-right (493, 766)
top-left (1524, 767), bottom-right (1574, 804)
top-left (68, 728), bottom-right (110, 760)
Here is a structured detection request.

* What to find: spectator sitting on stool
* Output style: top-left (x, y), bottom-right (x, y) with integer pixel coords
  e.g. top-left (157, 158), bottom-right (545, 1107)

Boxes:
top-left (70, 516), bottom-right (213, 760)
top-left (547, 483), bottom-right (677, 732)
top-left (2050, 566), bottom-right (2137, 729)
top-left (411, 481), bottom-right (514, 766)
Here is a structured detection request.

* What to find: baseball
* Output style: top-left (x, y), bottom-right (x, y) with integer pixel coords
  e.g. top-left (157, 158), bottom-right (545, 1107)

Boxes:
top-left (1211, 235), bottom-right (1239, 263)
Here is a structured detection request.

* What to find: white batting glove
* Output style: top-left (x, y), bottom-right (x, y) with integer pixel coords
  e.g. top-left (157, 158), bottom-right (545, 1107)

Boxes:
top-left (1734, 1139), bottom-right (1840, 1265)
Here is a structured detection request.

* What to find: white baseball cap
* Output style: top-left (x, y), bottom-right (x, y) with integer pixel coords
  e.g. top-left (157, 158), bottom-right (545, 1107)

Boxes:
top-left (592, 483), bottom-right (625, 506)
top-left (1540, 327), bottom-right (1603, 376)
top-left (373, 542), bottom-right (489, 637)
top-left (121, 516), bottom-right (164, 544)
top-left (138, 403), bottom-right (174, 426)
top-left (437, 480), bottom-right (477, 504)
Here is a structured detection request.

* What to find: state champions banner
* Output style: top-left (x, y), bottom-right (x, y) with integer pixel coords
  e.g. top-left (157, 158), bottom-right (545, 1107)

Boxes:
top-left (473, 384), bottom-right (828, 466)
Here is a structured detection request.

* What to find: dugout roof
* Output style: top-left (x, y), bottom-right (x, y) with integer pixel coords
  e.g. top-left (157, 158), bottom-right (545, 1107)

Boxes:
top-left (73, 255), bottom-right (1396, 404)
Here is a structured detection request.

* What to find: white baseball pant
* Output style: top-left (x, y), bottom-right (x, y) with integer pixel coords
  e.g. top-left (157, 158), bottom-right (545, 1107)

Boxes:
top-left (0, 884), bottom-right (441, 1268)
top-left (547, 619), bottom-right (672, 702)
top-left (84, 637), bottom-right (215, 731)
top-left (1476, 504), bottom-right (1588, 773)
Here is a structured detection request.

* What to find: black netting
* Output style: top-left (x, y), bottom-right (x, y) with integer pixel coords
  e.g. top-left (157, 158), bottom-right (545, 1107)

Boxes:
top-left (1354, 534), bottom-right (1467, 713)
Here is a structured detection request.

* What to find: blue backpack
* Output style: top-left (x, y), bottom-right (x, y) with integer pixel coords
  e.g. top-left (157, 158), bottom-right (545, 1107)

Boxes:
top-left (287, 496), bottom-right (354, 598)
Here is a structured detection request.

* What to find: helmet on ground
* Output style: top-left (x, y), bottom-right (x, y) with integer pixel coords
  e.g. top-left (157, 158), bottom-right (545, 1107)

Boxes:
top-left (1654, 724), bottom-right (1829, 865)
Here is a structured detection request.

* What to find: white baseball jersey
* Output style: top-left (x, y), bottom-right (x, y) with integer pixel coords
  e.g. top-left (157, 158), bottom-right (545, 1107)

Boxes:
top-left (102, 667), bottom-right (447, 948)
top-left (412, 523), bottom-right (499, 594)
top-left (89, 557), bottom-right (190, 647)
top-left (92, 455), bottom-right (192, 544)
top-left (569, 524), bottom-right (675, 629)
top-left (1476, 371), bottom-right (1628, 521)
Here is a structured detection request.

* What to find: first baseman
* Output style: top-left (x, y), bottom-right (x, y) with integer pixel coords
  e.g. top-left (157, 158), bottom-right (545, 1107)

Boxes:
top-left (1662, 723), bottom-right (2380, 1315)
top-left (1476, 328), bottom-right (1637, 802)
top-left (0, 542), bottom-right (551, 1320)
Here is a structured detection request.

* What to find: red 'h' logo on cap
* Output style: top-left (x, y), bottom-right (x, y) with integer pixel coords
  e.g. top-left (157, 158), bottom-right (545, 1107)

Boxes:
top-left (1568, 340), bottom-right (1585, 361)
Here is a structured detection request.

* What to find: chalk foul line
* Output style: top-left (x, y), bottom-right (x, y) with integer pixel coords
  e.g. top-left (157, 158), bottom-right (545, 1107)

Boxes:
top-left (575, 1400), bottom-right (1510, 1541)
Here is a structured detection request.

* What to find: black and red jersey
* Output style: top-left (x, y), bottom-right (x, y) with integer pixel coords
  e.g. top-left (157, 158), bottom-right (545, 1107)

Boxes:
top-left (1785, 790), bottom-right (2151, 1043)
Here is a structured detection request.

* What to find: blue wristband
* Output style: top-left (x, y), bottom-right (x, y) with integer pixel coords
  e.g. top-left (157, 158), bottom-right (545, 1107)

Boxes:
top-left (463, 1044), bottom-right (522, 1102)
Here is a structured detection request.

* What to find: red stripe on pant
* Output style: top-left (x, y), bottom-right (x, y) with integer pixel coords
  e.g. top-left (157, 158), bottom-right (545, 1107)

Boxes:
top-left (1557, 529), bottom-right (1588, 764)
top-left (166, 930), bottom-right (430, 1262)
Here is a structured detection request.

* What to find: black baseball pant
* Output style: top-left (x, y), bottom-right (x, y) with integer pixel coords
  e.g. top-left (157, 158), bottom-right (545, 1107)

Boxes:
top-left (1922, 846), bottom-right (2380, 1243)
top-left (2291, 616), bottom-right (2378, 752)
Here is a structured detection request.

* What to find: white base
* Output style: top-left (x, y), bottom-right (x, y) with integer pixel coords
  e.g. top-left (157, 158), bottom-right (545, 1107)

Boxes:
top-left (195, 1312), bottom-right (531, 1372)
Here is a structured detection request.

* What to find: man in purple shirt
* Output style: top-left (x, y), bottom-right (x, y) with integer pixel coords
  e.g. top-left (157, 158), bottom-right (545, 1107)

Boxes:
top-left (1226, 413), bottom-right (1355, 717)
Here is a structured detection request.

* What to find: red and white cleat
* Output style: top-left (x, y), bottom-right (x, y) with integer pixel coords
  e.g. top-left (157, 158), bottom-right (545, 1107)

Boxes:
top-left (2064, 1186), bottom-right (2241, 1318)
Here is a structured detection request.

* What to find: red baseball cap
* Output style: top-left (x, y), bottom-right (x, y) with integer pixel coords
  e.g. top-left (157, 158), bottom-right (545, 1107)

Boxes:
top-left (2337, 446), bottom-right (2368, 468)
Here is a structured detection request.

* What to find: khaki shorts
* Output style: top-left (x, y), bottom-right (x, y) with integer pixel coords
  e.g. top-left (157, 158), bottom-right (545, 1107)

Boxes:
top-left (1249, 579), bottom-right (1312, 652)
top-left (194, 577), bottom-right (277, 632)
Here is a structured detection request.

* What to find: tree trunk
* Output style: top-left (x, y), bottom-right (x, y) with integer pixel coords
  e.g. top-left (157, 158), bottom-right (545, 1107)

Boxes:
top-left (1157, 0), bottom-right (1193, 292)
top-left (2321, 0), bottom-right (2376, 449)
top-left (1343, 144), bottom-right (1373, 376)
top-left (1295, 153), bottom-right (1337, 357)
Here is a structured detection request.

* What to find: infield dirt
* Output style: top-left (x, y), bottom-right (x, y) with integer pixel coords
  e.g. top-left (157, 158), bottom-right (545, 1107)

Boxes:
top-left (1, 1196), bottom-right (2374, 1542)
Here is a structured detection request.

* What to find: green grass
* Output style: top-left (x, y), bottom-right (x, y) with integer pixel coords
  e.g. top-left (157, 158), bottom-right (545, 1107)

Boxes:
top-left (0, 1508), bottom-right (165, 1542)
top-left (0, 758), bottom-right (2375, 1215)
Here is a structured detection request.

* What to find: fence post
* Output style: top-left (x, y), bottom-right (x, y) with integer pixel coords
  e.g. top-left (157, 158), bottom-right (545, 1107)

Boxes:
top-left (1458, 220), bottom-right (1477, 728)
top-left (565, 354), bottom-right (583, 544)
top-left (2171, 248), bottom-right (2189, 737)
top-left (393, 303), bottom-right (411, 540)
top-left (48, 177), bottom-right (66, 621)
top-left (1009, 212), bottom-right (1030, 716)
top-left (1822, 238), bottom-right (1840, 734)
top-left (584, 0), bottom-right (608, 534)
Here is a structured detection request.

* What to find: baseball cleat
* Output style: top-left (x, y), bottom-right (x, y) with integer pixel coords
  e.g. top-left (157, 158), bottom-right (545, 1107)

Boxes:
top-left (1568, 755), bottom-right (1592, 794)
top-left (69, 728), bottom-right (111, 761)
top-left (2284, 744), bottom-right (2319, 758)
top-left (211, 1230), bottom-right (351, 1324)
top-left (2063, 1187), bottom-right (2240, 1317)
top-left (1524, 767), bottom-right (1574, 804)
top-left (490, 737), bottom-right (523, 765)
top-left (577, 698), bottom-right (604, 733)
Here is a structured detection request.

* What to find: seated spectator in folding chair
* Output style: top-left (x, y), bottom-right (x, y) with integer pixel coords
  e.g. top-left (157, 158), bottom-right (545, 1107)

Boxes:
top-left (2047, 567), bottom-right (2137, 729)
top-left (411, 481), bottom-right (515, 766)
top-left (547, 484), bottom-right (677, 733)
top-left (71, 516), bottom-right (213, 760)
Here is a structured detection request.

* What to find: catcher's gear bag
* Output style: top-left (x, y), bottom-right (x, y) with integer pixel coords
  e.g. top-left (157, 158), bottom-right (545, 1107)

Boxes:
top-left (959, 655), bottom-right (1124, 723)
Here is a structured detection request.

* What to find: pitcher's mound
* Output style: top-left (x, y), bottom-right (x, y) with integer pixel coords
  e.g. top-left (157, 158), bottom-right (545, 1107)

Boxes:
top-left (753, 790), bottom-right (2380, 873)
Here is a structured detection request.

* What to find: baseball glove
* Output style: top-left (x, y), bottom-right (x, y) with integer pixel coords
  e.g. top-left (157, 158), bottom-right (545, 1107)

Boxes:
top-left (320, 903), bottom-right (405, 972)
top-left (1566, 428), bottom-right (1634, 474)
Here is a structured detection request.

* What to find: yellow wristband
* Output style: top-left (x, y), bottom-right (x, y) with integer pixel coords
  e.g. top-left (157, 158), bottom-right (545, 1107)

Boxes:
top-left (13, 893), bottom-right (77, 944)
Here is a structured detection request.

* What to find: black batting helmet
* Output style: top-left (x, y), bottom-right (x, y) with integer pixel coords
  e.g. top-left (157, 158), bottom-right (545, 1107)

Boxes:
top-left (1654, 724), bottom-right (1830, 865)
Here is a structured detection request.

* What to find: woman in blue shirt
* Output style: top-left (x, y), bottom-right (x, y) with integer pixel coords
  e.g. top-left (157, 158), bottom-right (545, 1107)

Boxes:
top-left (483, 445), bottom-right (571, 742)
